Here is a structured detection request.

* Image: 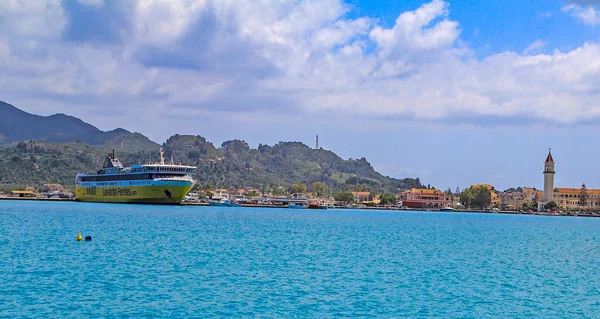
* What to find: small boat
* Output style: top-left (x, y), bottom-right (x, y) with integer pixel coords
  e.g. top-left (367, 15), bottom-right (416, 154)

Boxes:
top-left (209, 198), bottom-right (241, 207)
top-left (440, 207), bottom-right (454, 212)
top-left (288, 202), bottom-right (306, 209)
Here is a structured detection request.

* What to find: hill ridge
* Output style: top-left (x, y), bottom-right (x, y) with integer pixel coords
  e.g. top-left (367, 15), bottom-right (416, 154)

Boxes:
top-left (0, 102), bottom-right (422, 192)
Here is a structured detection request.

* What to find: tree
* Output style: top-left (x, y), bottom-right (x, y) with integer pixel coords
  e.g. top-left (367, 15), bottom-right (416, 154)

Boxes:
top-left (460, 186), bottom-right (491, 209)
top-left (472, 186), bottom-right (492, 209)
top-left (334, 191), bottom-right (354, 203)
top-left (544, 201), bottom-right (558, 210)
top-left (460, 188), bottom-right (475, 208)
top-left (311, 182), bottom-right (328, 197)
top-left (290, 182), bottom-right (307, 194)
top-left (579, 183), bottom-right (589, 209)
top-left (380, 193), bottom-right (396, 205)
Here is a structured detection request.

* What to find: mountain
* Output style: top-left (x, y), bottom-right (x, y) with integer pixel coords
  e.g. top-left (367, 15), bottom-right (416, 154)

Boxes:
top-left (159, 136), bottom-right (421, 193)
top-left (0, 101), bottom-right (159, 152)
top-left (0, 135), bottom-right (422, 194)
top-left (0, 101), bottom-right (422, 193)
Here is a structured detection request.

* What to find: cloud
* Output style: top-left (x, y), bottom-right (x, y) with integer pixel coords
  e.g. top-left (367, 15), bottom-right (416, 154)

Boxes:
top-left (523, 39), bottom-right (547, 54)
top-left (369, 0), bottom-right (458, 54)
top-left (2, 0), bottom-right (600, 138)
top-left (562, 3), bottom-right (600, 25)
top-left (0, 0), bottom-right (66, 37)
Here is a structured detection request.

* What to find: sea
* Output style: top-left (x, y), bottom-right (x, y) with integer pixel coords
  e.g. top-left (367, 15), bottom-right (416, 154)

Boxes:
top-left (1, 200), bottom-right (600, 318)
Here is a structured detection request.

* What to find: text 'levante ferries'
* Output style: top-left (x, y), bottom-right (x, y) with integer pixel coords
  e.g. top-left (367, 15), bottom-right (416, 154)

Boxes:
top-left (75, 149), bottom-right (196, 204)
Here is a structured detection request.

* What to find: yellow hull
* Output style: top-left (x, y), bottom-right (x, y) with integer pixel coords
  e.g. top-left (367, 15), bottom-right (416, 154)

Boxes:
top-left (75, 183), bottom-right (193, 204)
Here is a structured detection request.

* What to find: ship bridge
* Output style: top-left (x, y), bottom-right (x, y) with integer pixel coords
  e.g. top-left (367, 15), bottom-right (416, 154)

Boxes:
top-left (140, 165), bottom-right (196, 174)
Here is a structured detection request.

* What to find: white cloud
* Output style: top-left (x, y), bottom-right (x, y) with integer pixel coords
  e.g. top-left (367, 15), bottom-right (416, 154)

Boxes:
top-left (2, 0), bottom-right (600, 136)
top-left (370, 0), bottom-right (459, 55)
top-left (562, 4), bottom-right (600, 25)
top-left (523, 39), bottom-right (547, 54)
top-left (0, 0), bottom-right (66, 37)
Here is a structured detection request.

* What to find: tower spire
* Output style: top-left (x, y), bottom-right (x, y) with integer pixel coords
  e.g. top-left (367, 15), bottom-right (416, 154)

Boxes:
top-left (543, 149), bottom-right (555, 203)
top-left (545, 148), bottom-right (554, 163)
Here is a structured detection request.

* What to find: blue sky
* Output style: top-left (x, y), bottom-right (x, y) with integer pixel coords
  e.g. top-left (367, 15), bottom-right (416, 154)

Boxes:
top-left (2, 0), bottom-right (600, 191)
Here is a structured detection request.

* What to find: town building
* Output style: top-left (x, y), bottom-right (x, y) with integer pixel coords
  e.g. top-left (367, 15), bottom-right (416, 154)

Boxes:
top-left (554, 188), bottom-right (600, 210)
top-left (538, 150), bottom-right (600, 211)
top-left (399, 188), bottom-right (451, 208)
top-left (500, 191), bottom-right (525, 211)
top-left (522, 187), bottom-right (543, 202)
top-left (353, 191), bottom-right (373, 202)
top-left (500, 187), bottom-right (543, 211)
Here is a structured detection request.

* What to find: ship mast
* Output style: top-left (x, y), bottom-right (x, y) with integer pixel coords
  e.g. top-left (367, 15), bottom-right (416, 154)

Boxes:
top-left (159, 148), bottom-right (165, 165)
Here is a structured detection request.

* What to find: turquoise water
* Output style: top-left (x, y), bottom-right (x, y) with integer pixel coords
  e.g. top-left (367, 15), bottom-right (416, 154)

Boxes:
top-left (1, 201), bottom-right (600, 318)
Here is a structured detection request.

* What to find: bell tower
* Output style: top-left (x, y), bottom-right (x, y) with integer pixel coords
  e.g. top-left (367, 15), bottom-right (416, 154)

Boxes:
top-left (543, 149), bottom-right (555, 202)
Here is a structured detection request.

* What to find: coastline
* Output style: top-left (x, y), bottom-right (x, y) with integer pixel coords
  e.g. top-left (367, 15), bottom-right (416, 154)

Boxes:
top-left (1, 197), bottom-right (598, 218)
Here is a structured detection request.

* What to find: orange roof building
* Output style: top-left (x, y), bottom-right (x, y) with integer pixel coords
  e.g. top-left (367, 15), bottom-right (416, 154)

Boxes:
top-left (399, 188), bottom-right (451, 209)
top-left (553, 187), bottom-right (600, 210)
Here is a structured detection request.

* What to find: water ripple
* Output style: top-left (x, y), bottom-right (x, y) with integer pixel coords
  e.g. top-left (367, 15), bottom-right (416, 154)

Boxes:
top-left (1, 201), bottom-right (600, 318)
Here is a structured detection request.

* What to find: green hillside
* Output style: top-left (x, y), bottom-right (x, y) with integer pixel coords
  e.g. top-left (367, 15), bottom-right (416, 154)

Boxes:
top-left (0, 136), bottom-right (422, 194)
top-left (0, 101), bottom-right (422, 193)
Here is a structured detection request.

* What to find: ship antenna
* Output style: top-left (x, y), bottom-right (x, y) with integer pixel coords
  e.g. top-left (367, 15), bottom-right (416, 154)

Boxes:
top-left (112, 149), bottom-right (115, 159)
top-left (159, 148), bottom-right (165, 165)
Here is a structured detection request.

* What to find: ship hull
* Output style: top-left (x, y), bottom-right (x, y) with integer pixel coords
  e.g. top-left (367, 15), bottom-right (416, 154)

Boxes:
top-left (75, 181), bottom-right (194, 204)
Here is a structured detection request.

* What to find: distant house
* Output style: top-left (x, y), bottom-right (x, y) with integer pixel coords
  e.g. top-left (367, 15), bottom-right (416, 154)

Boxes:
top-left (399, 188), bottom-right (451, 208)
top-left (353, 191), bottom-right (372, 202)
top-left (500, 192), bottom-right (525, 211)
top-left (12, 190), bottom-right (35, 197)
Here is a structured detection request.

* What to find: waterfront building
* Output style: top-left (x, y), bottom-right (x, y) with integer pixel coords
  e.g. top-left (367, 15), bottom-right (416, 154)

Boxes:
top-left (213, 189), bottom-right (229, 199)
top-left (500, 191), bottom-right (525, 211)
top-left (522, 187), bottom-right (543, 202)
top-left (11, 190), bottom-right (35, 197)
top-left (538, 150), bottom-right (600, 211)
top-left (553, 188), bottom-right (600, 210)
top-left (399, 188), bottom-right (451, 208)
top-left (353, 191), bottom-right (372, 202)
top-left (500, 187), bottom-right (543, 210)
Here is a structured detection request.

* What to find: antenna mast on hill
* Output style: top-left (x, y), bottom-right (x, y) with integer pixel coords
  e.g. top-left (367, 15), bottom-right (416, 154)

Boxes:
top-left (316, 135), bottom-right (319, 149)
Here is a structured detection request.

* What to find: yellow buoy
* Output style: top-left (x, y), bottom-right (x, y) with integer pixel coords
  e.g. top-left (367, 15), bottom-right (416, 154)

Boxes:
top-left (77, 233), bottom-right (82, 241)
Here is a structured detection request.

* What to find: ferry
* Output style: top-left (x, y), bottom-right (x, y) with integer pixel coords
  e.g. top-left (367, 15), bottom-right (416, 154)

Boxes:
top-left (75, 149), bottom-right (196, 204)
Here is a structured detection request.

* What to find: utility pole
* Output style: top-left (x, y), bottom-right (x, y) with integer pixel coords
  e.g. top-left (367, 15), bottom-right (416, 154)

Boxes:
top-left (316, 135), bottom-right (319, 149)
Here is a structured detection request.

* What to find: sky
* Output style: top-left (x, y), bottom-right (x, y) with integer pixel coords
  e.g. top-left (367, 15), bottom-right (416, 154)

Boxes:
top-left (2, 0), bottom-right (600, 191)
